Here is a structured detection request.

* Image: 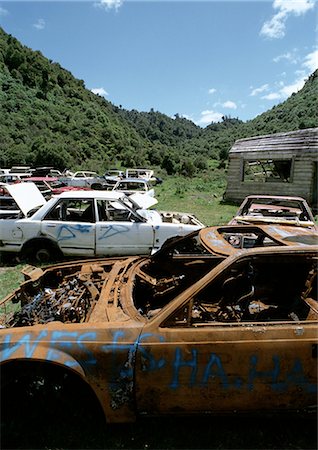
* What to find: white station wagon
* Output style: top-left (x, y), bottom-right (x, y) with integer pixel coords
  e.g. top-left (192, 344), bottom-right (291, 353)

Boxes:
top-left (0, 183), bottom-right (204, 262)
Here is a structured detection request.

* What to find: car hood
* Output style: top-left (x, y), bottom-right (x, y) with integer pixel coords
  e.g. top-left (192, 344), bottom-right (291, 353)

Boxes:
top-left (199, 225), bottom-right (318, 256)
top-left (129, 193), bottom-right (158, 209)
top-left (5, 182), bottom-right (46, 216)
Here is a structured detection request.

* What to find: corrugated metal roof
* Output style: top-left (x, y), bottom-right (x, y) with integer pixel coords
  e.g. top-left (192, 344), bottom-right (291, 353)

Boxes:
top-left (229, 128), bottom-right (318, 154)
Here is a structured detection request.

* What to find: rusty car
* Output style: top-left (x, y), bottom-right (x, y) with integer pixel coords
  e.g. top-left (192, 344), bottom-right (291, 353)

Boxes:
top-left (0, 224), bottom-right (317, 438)
top-left (229, 195), bottom-right (317, 229)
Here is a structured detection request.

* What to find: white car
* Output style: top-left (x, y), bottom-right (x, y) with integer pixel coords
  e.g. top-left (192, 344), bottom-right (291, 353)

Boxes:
top-left (112, 178), bottom-right (155, 197)
top-left (0, 184), bottom-right (204, 262)
top-left (59, 171), bottom-right (108, 189)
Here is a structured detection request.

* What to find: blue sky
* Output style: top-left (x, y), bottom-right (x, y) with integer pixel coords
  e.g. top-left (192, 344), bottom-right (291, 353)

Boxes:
top-left (0, 0), bottom-right (317, 126)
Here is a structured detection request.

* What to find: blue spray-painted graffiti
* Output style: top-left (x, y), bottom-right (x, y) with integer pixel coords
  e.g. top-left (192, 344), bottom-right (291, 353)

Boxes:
top-left (57, 224), bottom-right (92, 241)
top-left (169, 348), bottom-right (316, 393)
top-left (0, 329), bottom-right (316, 394)
top-left (98, 224), bottom-right (130, 240)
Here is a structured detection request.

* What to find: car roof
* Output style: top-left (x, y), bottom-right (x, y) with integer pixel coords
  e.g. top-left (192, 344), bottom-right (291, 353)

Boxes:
top-left (243, 195), bottom-right (307, 202)
top-left (74, 171), bottom-right (98, 175)
top-left (55, 190), bottom-right (126, 200)
top-left (116, 178), bottom-right (148, 183)
top-left (26, 177), bottom-right (58, 181)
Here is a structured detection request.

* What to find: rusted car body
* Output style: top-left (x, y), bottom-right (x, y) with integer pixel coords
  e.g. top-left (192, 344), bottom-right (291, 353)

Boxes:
top-left (229, 195), bottom-right (317, 229)
top-left (0, 225), bottom-right (317, 424)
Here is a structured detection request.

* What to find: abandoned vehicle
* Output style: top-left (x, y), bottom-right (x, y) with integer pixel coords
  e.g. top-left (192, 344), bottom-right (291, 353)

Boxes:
top-left (229, 195), bottom-right (317, 229)
top-left (0, 225), bottom-right (317, 428)
top-left (0, 184), bottom-right (204, 262)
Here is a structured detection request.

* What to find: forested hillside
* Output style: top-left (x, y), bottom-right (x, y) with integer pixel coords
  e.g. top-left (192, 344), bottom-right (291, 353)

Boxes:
top-left (0, 26), bottom-right (317, 175)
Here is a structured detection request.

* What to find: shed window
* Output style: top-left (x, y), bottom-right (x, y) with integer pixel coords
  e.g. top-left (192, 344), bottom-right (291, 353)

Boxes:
top-left (243, 159), bottom-right (292, 182)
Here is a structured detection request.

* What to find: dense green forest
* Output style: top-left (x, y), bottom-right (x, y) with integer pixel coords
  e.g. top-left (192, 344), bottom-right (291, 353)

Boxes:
top-left (0, 27), bottom-right (317, 175)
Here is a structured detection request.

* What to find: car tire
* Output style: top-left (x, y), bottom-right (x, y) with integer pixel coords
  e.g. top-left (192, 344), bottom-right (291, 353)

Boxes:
top-left (91, 183), bottom-right (102, 190)
top-left (34, 246), bottom-right (52, 263)
top-left (22, 241), bottom-right (62, 264)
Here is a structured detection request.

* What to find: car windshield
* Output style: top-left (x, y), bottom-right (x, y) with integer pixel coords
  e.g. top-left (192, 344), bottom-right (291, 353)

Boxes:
top-left (26, 205), bottom-right (43, 217)
top-left (240, 198), bottom-right (311, 221)
top-left (47, 180), bottom-right (67, 188)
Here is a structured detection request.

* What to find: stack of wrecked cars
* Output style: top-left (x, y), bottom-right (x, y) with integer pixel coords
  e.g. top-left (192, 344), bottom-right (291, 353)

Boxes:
top-left (0, 224), bottom-right (317, 435)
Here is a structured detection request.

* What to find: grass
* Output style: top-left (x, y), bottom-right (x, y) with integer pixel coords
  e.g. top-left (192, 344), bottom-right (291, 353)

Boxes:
top-left (155, 171), bottom-right (238, 226)
top-left (0, 264), bottom-right (25, 301)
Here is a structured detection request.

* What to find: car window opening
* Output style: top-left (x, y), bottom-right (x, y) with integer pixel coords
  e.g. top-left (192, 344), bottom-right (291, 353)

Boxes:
top-left (163, 254), bottom-right (318, 327)
top-left (133, 234), bottom-right (224, 318)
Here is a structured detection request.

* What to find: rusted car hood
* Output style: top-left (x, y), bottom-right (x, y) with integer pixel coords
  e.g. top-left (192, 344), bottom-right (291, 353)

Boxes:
top-left (0, 257), bottom-right (142, 329)
top-left (199, 225), bottom-right (318, 256)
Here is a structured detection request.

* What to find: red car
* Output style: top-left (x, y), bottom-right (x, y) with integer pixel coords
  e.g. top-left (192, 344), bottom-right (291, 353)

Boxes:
top-left (24, 177), bottom-right (90, 198)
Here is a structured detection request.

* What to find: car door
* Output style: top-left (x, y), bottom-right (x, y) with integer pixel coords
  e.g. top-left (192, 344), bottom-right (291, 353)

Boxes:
top-left (41, 198), bottom-right (96, 256)
top-left (71, 172), bottom-right (88, 187)
top-left (152, 222), bottom-right (201, 253)
top-left (134, 250), bottom-right (317, 415)
top-left (95, 199), bottom-right (155, 256)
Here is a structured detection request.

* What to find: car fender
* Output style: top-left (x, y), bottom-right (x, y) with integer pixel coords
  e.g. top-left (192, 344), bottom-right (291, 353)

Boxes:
top-left (21, 236), bottom-right (60, 252)
top-left (0, 343), bottom-right (85, 377)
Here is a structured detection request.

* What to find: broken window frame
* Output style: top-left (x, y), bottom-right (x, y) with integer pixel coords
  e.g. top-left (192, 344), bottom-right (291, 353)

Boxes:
top-left (161, 254), bottom-right (317, 328)
top-left (242, 158), bottom-right (294, 183)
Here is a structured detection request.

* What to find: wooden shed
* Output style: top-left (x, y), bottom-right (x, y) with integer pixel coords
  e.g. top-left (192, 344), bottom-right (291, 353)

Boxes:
top-left (224, 128), bottom-right (318, 208)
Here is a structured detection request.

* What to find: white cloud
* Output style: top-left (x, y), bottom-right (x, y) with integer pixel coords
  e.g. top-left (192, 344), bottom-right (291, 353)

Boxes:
top-left (261, 75), bottom-right (305, 100)
top-left (273, 51), bottom-right (298, 64)
top-left (280, 78), bottom-right (307, 96)
top-left (302, 48), bottom-right (318, 72)
top-left (208, 88), bottom-right (216, 94)
top-left (222, 100), bottom-right (237, 109)
top-left (260, 0), bottom-right (315, 39)
top-left (260, 11), bottom-right (287, 39)
top-left (0, 6), bottom-right (8, 16)
top-left (273, 0), bottom-right (315, 15)
top-left (258, 47), bottom-right (316, 102)
top-left (197, 110), bottom-right (223, 125)
top-left (250, 84), bottom-right (269, 96)
top-left (33, 19), bottom-right (45, 30)
top-left (94, 0), bottom-right (123, 11)
top-left (91, 87), bottom-right (109, 97)
top-left (262, 92), bottom-right (282, 100)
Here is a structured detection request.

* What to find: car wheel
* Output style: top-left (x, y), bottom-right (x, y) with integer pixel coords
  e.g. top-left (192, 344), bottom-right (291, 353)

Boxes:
top-left (22, 242), bottom-right (61, 264)
top-left (34, 246), bottom-right (52, 263)
top-left (91, 183), bottom-right (102, 190)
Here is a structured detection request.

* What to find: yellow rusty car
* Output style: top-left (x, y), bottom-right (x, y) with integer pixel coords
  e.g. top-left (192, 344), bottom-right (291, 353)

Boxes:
top-left (0, 225), bottom-right (317, 431)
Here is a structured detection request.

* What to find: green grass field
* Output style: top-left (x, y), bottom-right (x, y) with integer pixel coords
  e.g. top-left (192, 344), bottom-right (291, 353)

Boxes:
top-left (155, 172), bottom-right (237, 226)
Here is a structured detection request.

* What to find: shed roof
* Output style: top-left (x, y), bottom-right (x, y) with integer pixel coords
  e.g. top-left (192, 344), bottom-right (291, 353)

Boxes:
top-left (229, 127), bottom-right (318, 154)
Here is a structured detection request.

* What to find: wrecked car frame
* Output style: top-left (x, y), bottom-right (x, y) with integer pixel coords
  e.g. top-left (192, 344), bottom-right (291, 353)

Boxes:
top-left (0, 226), bottom-right (317, 424)
top-left (229, 195), bottom-right (317, 229)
